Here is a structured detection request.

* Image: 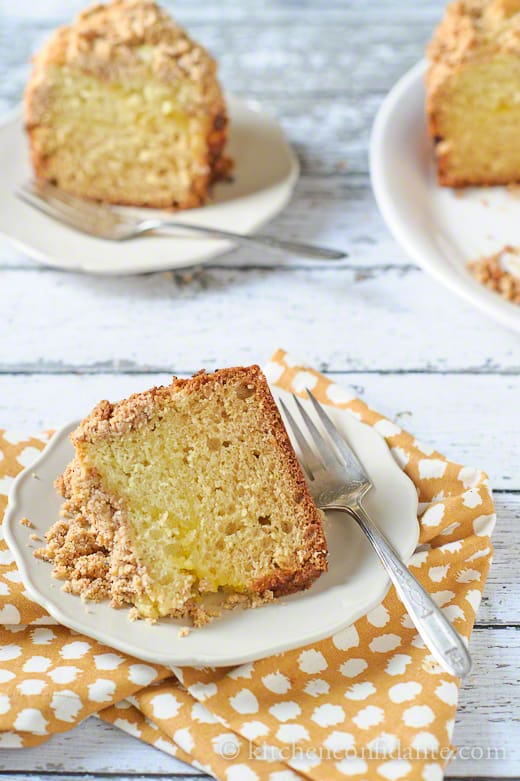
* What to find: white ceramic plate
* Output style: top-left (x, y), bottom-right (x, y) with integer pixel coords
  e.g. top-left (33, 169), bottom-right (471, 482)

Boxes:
top-left (371, 60), bottom-right (520, 334)
top-left (0, 98), bottom-right (298, 275)
top-left (4, 389), bottom-right (419, 667)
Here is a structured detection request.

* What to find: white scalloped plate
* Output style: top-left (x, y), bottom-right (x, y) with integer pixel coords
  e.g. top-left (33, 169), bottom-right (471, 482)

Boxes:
top-left (4, 389), bottom-right (419, 667)
top-left (0, 97), bottom-right (298, 275)
top-left (371, 60), bottom-right (520, 334)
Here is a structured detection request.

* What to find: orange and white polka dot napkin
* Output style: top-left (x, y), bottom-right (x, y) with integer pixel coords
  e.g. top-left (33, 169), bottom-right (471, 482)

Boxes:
top-left (0, 349), bottom-right (495, 781)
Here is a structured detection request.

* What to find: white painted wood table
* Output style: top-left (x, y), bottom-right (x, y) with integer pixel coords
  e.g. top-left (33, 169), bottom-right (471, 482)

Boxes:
top-left (0, 1), bottom-right (519, 778)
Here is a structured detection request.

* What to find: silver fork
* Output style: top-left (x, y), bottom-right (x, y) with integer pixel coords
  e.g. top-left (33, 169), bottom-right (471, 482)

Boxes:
top-left (280, 390), bottom-right (472, 678)
top-left (15, 180), bottom-right (346, 261)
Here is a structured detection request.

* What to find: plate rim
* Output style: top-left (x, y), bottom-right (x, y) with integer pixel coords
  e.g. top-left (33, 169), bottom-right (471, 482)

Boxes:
top-left (4, 413), bottom-right (419, 667)
top-left (370, 59), bottom-right (520, 335)
top-left (0, 97), bottom-right (300, 276)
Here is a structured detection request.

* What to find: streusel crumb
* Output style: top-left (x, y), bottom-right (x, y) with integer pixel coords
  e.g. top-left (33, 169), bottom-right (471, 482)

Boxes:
top-left (468, 246), bottom-right (520, 304)
top-left (20, 517), bottom-right (34, 528)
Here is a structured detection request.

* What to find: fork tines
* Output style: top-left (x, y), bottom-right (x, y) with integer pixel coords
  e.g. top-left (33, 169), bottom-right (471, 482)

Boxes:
top-left (16, 180), bottom-right (123, 238)
top-left (280, 389), bottom-right (368, 484)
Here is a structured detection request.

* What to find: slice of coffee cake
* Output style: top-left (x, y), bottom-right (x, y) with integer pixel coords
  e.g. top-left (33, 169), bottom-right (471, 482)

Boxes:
top-left (36, 366), bottom-right (327, 624)
top-left (24, 0), bottom-right (231, 209)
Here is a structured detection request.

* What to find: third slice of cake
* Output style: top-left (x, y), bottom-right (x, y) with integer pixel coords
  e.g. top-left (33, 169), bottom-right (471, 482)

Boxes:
top-left (427, 0), bottom-right (520, 186)
top-left (38, 366), bottom-right (327, 624)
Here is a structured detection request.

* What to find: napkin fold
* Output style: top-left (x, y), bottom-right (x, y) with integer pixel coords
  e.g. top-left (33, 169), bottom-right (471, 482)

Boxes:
top-left (0, 350), bottom-right (496, 781)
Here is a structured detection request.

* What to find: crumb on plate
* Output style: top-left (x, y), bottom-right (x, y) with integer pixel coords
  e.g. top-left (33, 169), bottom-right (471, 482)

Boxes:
top-left (507, 183), bottom-right (520, 200)
top-left (468, 246), bottom-right (520, 305)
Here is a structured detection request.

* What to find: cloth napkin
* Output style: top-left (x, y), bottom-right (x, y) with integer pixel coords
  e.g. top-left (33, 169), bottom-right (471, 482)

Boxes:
top-left (0, 349), bottom-right (495, 781)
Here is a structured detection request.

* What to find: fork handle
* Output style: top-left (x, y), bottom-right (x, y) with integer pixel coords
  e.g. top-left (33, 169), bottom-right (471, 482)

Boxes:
top-left (332, 502), bottom-right (472, 678)
top-left (136, 219), bottom-right (346, 260)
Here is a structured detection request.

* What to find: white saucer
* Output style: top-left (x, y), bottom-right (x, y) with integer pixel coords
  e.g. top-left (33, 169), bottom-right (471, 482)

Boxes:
top-left (0, 98), bottom-right (298, 275)
top-left (371, 60), bottom-right (520, 334)
top-left (4, 389), bottom-right (419, 668)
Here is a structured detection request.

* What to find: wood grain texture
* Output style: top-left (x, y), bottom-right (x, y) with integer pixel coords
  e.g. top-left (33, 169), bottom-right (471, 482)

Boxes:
top-left (0, 372), bottom-right (518, 490)
top-left (0, 0), bottom-right (518, 777)
top-left (0, 176), bottom-right (413, 271)
top-left (0, 268), bottom-right (519, 374)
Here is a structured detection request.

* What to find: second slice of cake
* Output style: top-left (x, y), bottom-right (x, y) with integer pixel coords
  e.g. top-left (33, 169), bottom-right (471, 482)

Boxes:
top-left (24, 0), bottom-right (231, 209)
top-left (37, 366), bottom-right (328, 624)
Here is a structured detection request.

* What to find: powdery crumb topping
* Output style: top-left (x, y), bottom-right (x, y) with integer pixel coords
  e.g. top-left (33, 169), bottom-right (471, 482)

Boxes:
top-left (428, 0), bottom-right (520, 74)
top-left (33, 0), bottom-right (219, 87)
top-left (34, 459), bottom-right (141, 606)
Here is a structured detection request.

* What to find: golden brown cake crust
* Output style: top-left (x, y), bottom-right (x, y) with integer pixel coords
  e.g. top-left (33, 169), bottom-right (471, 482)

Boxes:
top-left (37, 366), bottom-right (328, 623)
top-left (426, 0), bottom-right (520, 186)
top-left (24, 0), bottom-right (231, 209)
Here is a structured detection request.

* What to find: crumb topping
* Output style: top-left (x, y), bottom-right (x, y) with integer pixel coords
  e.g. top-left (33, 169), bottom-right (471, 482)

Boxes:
top-left (428, 0), bottom-right (520, 72)
top-left (38, 0), bottom-right (218, 86)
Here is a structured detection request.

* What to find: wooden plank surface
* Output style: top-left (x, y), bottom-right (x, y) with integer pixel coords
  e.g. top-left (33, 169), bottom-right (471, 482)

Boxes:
top-left (1, 268), bottom-right (519, 374)
top-left (0, 372), bottom-right (518, 490)
top-left (1, 0), bottom-right (518, 777)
